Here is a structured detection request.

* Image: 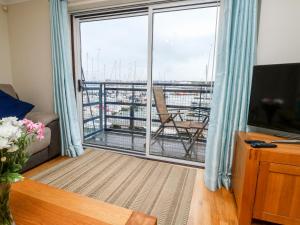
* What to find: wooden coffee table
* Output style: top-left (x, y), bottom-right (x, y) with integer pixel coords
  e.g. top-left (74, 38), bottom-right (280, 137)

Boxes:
top-left (10, 179), bottom-right (157, 225)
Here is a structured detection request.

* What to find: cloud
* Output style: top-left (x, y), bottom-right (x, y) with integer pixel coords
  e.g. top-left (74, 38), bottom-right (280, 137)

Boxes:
top-left (80, 6), bottom-right (217, 82)
top-left (154, 7), bottom-right (217, 39)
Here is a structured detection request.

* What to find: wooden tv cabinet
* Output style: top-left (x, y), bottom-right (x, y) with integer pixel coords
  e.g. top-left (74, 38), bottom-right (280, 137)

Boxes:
top-left (232, 132), bottom-right (300, 225)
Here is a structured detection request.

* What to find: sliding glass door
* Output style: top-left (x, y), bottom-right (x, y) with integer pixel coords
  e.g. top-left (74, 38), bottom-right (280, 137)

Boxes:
top-left (79, 14), bottom-right (148, 154)
top-left (74, 1), bottom-right (218, 165)
top-left (148, 5), bottom-right (217, 163)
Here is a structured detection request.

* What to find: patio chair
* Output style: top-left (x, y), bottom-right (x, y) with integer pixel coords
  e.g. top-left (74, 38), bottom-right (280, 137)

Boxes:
top-left (151, 86), bottom-right (209, 155)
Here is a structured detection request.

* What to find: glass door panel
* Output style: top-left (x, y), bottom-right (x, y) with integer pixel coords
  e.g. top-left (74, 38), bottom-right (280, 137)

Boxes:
top-left (149, 6), bottom-right (217, 163)
top-left (80, 15), bottom-right (148, 153)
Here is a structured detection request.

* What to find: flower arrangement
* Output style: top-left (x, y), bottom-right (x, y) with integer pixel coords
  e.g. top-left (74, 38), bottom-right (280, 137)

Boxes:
top-left (0, 117), bottom-right (45, 225)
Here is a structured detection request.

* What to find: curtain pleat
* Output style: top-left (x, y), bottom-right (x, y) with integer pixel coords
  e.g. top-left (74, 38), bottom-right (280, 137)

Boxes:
top-left (49, 0), bottom-right (84, 157)
top-left (204, 0), bottom-right (258, 191)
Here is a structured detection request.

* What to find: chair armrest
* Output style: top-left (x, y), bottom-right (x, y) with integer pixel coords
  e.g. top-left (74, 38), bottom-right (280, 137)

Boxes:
top-left (25, 112), bottom-right (59, 126)
top-left (168, 108), bottom-right (181, 112)
top-left (157, 112), bottom-right (183, 123)
top-left (157, 112), bottom-right (184, 115)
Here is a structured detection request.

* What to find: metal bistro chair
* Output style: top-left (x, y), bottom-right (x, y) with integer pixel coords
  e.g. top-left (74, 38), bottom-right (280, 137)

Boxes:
top-left (151, 86), bottom-right (209, 155)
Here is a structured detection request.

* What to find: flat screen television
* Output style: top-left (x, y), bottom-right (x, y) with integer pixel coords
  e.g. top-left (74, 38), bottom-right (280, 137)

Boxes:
top-left (248, 63), bottom-right (300, 135)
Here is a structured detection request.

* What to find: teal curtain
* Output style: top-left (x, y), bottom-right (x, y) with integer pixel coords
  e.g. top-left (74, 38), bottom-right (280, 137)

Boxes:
top-left (49, 0), bottom-right (84, 157)
top-left (204, 0), bottom-right (258, 191)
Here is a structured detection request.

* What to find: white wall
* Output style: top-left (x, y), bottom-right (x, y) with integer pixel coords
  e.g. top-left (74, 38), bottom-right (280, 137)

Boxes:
top-left (0, 5), bottom-right (12, 84)
top-left (8, 0), bottom-right (53, 113)
top-left (257, 0), bottom-right (300, 65)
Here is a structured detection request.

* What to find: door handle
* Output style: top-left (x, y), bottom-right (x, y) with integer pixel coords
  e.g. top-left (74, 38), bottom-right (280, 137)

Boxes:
top-left (78, 79), bottom-right (83, 92)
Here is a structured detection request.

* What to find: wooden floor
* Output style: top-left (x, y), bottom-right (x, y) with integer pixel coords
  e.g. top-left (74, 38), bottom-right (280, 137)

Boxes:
top-left (24, 152), bottom-right (276, 225)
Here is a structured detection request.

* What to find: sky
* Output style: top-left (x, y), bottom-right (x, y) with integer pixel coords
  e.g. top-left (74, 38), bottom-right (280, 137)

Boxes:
top-left (80, 6), bottom-right (217, 82)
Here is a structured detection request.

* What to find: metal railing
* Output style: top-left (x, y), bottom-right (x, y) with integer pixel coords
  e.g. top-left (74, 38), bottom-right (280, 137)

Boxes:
top-left (81, 81), bottom-right (213, 141)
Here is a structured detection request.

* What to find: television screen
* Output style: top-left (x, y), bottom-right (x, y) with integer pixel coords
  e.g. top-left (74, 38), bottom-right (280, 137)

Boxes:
top-left (248, 63), bottom-right (300, 134)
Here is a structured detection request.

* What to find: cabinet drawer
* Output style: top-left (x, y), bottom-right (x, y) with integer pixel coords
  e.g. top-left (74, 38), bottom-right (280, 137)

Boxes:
top-left (253, 162), bottom-right (300, 225)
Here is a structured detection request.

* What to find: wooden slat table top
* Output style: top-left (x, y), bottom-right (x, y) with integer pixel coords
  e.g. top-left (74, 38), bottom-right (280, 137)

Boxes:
top-left (10, 179), bottom-right (157, 225)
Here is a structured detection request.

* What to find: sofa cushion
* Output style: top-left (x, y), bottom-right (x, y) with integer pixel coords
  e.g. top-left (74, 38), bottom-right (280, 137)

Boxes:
top-left (26, 112), bottom-right (58, 126)
top-left (0, 90), bottom-right (34, 119)
top-left (26, 127), bottom-right (51, 156)
top-left (0, 84), bottom-right (18, 99)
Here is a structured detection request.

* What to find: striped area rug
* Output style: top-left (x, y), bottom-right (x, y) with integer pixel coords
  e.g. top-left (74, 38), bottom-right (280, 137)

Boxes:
top-left (31, 149), bottom-right (197, 225)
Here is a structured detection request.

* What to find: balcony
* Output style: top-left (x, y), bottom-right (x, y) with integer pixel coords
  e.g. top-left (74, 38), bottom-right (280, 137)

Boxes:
top-left (81, 81), bottom-right (213, 163)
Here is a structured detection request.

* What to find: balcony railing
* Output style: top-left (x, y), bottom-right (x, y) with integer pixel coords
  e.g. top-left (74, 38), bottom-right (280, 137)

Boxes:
top-left (81, 81), bottom-right (213, 143)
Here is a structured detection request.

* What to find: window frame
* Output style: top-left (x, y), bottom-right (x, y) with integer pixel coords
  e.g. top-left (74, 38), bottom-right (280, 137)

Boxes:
top-left (72, 0), bottom-right (219, 166)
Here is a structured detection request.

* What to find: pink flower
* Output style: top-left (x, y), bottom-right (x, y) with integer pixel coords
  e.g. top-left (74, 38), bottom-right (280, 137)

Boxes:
top-left (36, 123), bottom-right (45, 140)
top-left (22, 119), bottom-right (36, 133)
top-left (21, 119), bottom-right (45, 140)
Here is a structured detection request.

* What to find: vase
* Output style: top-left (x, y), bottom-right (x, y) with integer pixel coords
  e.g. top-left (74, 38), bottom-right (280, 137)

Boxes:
top-left (0, 183), bottom-right (15, 225)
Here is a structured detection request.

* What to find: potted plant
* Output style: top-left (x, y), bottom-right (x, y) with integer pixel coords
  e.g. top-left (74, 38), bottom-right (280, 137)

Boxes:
top-left (0, 117), bottom-right (45, 225)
